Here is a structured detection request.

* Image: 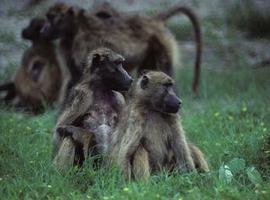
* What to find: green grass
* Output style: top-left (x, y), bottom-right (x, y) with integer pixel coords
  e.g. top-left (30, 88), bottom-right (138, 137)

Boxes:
top-left (1, 65), bottom-right (270, 199)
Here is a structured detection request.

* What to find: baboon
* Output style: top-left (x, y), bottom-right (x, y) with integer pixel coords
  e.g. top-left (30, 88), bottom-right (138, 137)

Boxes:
top-left (41, 2), bottom-right (202, 93)
top-left (109, 71), bottom-right (208, 180)
top-left (0, 17), bottom-right (61, 113)
top-left (40, 3), bottom-right (83, 87)
top-left (53, 47), bottom-right (132, 170)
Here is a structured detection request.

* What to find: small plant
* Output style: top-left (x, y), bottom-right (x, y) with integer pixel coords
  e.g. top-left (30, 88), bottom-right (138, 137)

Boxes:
top-left (219, 158), bottom-right (263, 186)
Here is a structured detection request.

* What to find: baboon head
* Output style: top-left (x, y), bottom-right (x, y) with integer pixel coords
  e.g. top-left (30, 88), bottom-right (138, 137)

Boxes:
top-left (40, 3), bottom-right (82, 40)
top-left (13, 46), bottom-right (61, 112)
top-left (22, 17), bottom-right (46, 42)
top-left (86, 47), bottom-right (133, 91)
top-left (134, 71), bottom-right (182, 114)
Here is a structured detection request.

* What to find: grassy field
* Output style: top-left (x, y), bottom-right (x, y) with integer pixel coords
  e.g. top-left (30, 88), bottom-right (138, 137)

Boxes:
top-left (1, 1), bottom-right (270, 199)
top-left (1, 65), bottom-right (270, 199)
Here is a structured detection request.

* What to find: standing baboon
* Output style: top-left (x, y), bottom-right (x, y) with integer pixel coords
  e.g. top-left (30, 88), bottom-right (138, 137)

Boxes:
top-left (41, 3), bottom-right (202, 93)
top-left (53, 47), bottom-right (132, 170)
top-left (109, 71), bottom-right (208, 180)
top-left (0, 17), bottom-right (61, 113)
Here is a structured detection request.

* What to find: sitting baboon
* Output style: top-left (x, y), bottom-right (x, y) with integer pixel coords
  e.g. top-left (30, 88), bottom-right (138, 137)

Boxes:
top-left (109, 71), bottom-right (208, 180)
top-left (53, 47), bottom-right (132, 170)
top-left (0, 17), bottom-right (61, 113)
top-left (40, 3), bottom-right (83, 87)
top-left (41, 2), bottom-right (202, 93)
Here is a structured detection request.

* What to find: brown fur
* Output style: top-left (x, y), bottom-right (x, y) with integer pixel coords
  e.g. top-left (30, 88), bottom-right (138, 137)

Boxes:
top-left (0, 17), bottom-right (61, 113)
top-left (189, 143), bottom-right (209, 172)
top-left (14, 42), bottom-right (61, 113)
top-left (42, 3), bottom-right (202, 94)
top-left (109, 71), bottom-right (207, 180)
top-left (75, 4), bottom-right (202, 92)
top-left (52, 47), bottom-right (130, 170)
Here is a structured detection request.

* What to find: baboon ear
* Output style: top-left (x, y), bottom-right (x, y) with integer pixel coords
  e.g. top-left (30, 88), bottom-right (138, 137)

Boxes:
top-left (90, 53), bottom-right (101, 72)
top-left (140, 75), bottom-right (149, 90)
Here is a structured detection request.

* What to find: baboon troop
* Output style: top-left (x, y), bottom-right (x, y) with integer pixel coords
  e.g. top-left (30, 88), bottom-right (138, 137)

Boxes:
top-left (0, 2), bottom-right (209, 179)
top-left (109, 71), bottom-right (208, 180)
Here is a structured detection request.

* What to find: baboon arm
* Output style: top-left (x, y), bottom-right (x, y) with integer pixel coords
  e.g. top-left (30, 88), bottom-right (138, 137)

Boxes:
top-left (170, 130), bottom-right (195, 172)
top-left (56, 88), bottom-right (92, 127)
top-left (116, 127), bottom-right (143, 179)
top-left (53, 137), bottom-right (75, 172)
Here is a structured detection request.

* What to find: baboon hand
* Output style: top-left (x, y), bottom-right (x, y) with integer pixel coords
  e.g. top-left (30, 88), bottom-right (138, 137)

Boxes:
top-left (57, 126), bottom-right (74, 138)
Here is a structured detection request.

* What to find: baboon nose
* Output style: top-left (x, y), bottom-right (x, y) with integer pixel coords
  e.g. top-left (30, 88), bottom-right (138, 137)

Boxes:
top-left (177, 99), bottom-right (182, 109)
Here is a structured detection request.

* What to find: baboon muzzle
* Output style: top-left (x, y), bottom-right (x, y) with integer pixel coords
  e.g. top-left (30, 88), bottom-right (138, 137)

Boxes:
top-left (113, 67), bottom-right (133, 91)
top-left (163, 92), bottom-right (182, 114)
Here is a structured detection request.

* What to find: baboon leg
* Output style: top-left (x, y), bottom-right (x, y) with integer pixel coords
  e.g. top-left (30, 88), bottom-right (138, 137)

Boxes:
top-left (53, 137), bottom-right (75, 172)
top-left (171, 133), bottom-right (195, 172)
top-left (189, 144), bottom-right (209, 172)
top-left (132, 145), bottom-right (150, 180)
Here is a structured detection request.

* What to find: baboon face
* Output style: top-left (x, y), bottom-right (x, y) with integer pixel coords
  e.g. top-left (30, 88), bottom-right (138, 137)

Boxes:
top-left (22, 18), bottom-right (45, 41)
top-left (88, 48), bottom-right (133, 91)
top-left (137, 71), bottom-right (181, 114)
top-left (40, 3), bottom-right (78, 40)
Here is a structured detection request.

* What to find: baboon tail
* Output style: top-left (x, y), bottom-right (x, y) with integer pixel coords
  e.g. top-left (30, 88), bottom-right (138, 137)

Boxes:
top-left (156, 6), bottom-right (202, 94)
top-left (189, 144), bottom-right (209, 172)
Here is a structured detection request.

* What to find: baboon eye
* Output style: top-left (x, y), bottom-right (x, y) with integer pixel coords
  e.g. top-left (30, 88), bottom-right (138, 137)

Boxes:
top-left (114, 59), bottom-right (123, 66)
top-left (140, 75), bottom-right (149, 90)
top-left (163, 82), bottom-right (173, 87)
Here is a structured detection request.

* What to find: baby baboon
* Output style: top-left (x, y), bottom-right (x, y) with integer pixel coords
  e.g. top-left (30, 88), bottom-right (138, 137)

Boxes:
top-left (53, 47), bottom-right (132, 170)
top-left (0, 17), bottom-right (61, 113)
top-left (109, 71), bottom-right (208, 180)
